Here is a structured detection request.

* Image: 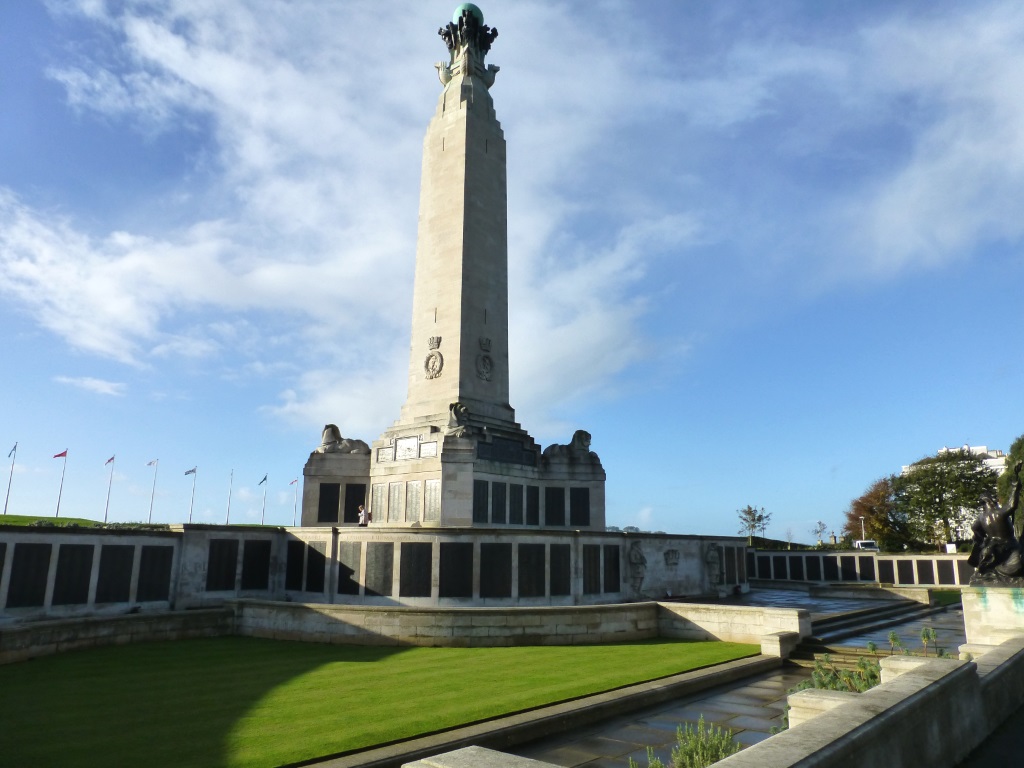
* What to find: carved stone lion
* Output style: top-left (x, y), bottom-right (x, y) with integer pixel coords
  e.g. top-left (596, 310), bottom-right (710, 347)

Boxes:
top-left (315, 424), bottom-right (370, 455)
top-left (543, 430), bottom-right (598, 459)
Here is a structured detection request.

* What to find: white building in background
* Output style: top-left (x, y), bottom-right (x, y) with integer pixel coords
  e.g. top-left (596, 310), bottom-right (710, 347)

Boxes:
top-left (902, 445), bottom-right (1007, 476)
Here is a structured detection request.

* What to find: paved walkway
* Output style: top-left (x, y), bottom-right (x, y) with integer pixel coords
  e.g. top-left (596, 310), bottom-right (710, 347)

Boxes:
top-left (512, 667), bottom-right (809, 768)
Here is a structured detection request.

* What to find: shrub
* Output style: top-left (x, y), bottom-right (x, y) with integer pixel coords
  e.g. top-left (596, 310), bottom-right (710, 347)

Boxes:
top-left (629, 715), bottom-right (741, 768)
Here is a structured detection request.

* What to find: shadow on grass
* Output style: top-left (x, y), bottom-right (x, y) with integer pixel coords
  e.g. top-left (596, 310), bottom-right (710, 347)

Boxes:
top-left (0, 635), bottom-right (409, 768)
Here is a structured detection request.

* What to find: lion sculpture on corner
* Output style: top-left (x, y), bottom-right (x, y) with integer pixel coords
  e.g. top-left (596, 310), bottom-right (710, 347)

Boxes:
top-left (315, 424), bottom-right (370, 455)
top-left (542, 430), bottom-right (598, 460)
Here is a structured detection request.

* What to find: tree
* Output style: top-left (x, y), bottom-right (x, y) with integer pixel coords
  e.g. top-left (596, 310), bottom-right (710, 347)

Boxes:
top-left (892, 448), bottom-right (998, 546)
top-left (843, 478), bottom-right (917, 552)
top-left (737, 505), bottom-right (770, 545)
top-left (810, 521), bottom-right (828, 545)
top-left (999, 434), bottom-right (1024, 535)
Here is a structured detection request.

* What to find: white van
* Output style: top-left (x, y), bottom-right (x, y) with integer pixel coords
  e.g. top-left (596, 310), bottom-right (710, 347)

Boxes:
top-left (853, 539), bottom-right (879, 551)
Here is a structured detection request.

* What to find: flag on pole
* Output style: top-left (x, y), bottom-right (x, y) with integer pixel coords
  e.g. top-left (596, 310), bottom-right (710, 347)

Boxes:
top-left (53, 450), bottom-right (67, 459)
top-left (185, 467), bottom-right (197, 476)
top-left (8, 443), bottom-right (15, 458)
top-left (105, 455), bottom-right (115, 465)
top-left (147, 459), bottom-right (158, 467)
top-left (289, 478), bottom-right (298, 485)
top-left (258, 474), bottom-right (268, 485)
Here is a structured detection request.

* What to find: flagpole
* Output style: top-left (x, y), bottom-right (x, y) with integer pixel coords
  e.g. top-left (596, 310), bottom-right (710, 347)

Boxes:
top-left (3, 442), bottom-right (16, 516)
top-left (55, 452), bottom-right (67, 518)
top-left (103, 456), bottom-right (115, 523)
top-left (291, 478), bottom-right (298, 526)
top-left (185, 467), bottom-right (197, 523)
top-left (147, 459), bottom-right (159, 524)
top-left (226, 469), bottom-right (233, 525)
top-left (259, 474), bottom-right (268, 525)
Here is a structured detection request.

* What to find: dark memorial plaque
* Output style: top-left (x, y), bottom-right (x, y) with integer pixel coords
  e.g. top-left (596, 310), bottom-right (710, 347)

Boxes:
top-left (477, 437), bottom-right (536, 466)
top-left (96, 545), bottom-right (134, 604)
top-left (877, 559), bottom-right (895, 584)
top-left (550, 544), bottom-right (571, 596)
top-left (896, 559), bottom-right (914, 584)
top-left (806, 556), bottom-right (822, 582)
top-left (603, 545), bottom-right (621, 593)
top-left (936, 559), bottom-right (955, 585)
top-left (526, 486), bottom-right (540, 526)
top-left (840, 555), bottom-right (857, 581)
top-left (724, 548), bottom-right (737, 583)
top-left (957, 559), bottom-right (975, 585)
top-left (400, 542), bottom-right (432, 597)
top-left (337, 540), bottom-right (362, 595)
top-left (241, 540), bottom-right (272, 590)
top-left (772, 555), bottom-right (788, 580)
top-left (480, 543), bottom-right (512, 598)
top-left (858, 556), bottom-right (875, 582)
top-left (582, 545), bottom-right (601, 594)
top-left (545, 486), bottom-right (565, 526)
top-left (473, 480), bottom-right (489, 524)
top-left (206, 539), bottom-right (239, 592)
top-left (439, 542), bottom-right (473, 598)
top-left (738, 548), bottom-right (747, 582)
top-left (52, 544), bottom-right (93, 605)
top-left (757, 555), bottom-right (771, 579)
top-left (745, 551), bottom-right (755, 581)
top-left (317, 482), bottom-right (340, 523)
top-left (509, 484), bottom-right (524, 525)
top-left (305, 541), bottom-right (327, 593)
top-left (491, 482), bottom-right (507, 524)
top-left (343, 484), bottom-right (366, 524)
top-left (787, 555), bottom-right (803, 582)
top-left (569, 487), bottom-right (590, 527)
top-left (518, 544), bottom-right (545, 597)
top-left (916, 559), bottom-right (935, 585)
top-left (0, 543), bottom-right (5, 584)
top-left (823, 556), bottom-right (839, 581)
top-left (365, 542), bottom-right (394, 596)
top-left (7, 543), bottom-right (52, 608)
top-left (285, 540), bottom-right (305, 591)
top-left (137, 545), bottom-right (174, 602)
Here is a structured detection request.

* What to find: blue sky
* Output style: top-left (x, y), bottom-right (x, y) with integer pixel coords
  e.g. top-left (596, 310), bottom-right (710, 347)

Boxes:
top-left (1, 1), bottom-right (1022, 538)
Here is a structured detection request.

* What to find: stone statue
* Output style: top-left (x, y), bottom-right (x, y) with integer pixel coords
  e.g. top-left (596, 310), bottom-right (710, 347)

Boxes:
top-left (969, 461), bottom-right (1023, 585)
top-left (444, 402), bottom-right (475, 437)
top-left (314, 424), bottom-right (370, 455)
top-left (705, 545), bottom-right (722, 587)
top-left (628, 541), bottom-right (647, 593)
top-left (542, 430), bottom-right (600, 461)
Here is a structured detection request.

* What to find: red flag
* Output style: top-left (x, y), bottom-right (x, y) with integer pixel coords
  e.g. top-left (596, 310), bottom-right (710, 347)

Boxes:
top-left (289, 478), bottom-right (298, 485)
top-left (105, 456), bottom-right (115, 465)
top-left (53, 450), bottom-right (67, 459)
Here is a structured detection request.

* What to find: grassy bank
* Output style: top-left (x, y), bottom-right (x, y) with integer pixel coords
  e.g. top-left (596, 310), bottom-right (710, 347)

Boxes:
top-left (0, 636), bottom-right (757, 767)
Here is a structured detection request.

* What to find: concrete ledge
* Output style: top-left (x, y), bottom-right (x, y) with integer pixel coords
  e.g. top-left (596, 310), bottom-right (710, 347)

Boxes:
top-left (0, 608), bottom-right (234, 664)
top-left (760, 631), bottom-right (800, 658)
top-left (310, 655), bottom-right (780, 768)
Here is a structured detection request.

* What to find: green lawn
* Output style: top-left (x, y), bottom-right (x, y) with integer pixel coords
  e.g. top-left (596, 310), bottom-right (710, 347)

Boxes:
top-left (0, 514), bottom-right (103, 527)
top-left (0, 636), bottom-right (757, 767)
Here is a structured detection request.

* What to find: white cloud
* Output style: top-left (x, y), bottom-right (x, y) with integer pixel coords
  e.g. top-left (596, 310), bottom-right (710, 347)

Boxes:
top-left (8, 1), bottom-right (1024, 441)
top-left (54, 375), bottom-right (127, 396)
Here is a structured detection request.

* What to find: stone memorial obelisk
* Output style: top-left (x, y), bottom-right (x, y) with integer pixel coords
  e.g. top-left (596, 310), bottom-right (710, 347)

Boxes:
top-left (305, 4), bottom-right (605, 531)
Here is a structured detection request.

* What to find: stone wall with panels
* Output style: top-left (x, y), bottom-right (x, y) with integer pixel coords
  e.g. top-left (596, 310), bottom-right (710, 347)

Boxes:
top-left (0, 527), bottom-right (180, 621)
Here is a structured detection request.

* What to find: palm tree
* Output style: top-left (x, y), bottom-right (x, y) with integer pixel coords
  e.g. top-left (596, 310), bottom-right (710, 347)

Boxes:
top-left (888, 630), bottom-right (900, 656)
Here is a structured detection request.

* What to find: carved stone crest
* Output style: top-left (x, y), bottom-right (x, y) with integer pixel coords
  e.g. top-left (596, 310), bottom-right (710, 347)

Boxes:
top-left (476, 354), bottom-right (493, 381)
top-left (425, 336), bottom-right (444, 379)
top-left (663, 549), bottom-right (680, 568)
